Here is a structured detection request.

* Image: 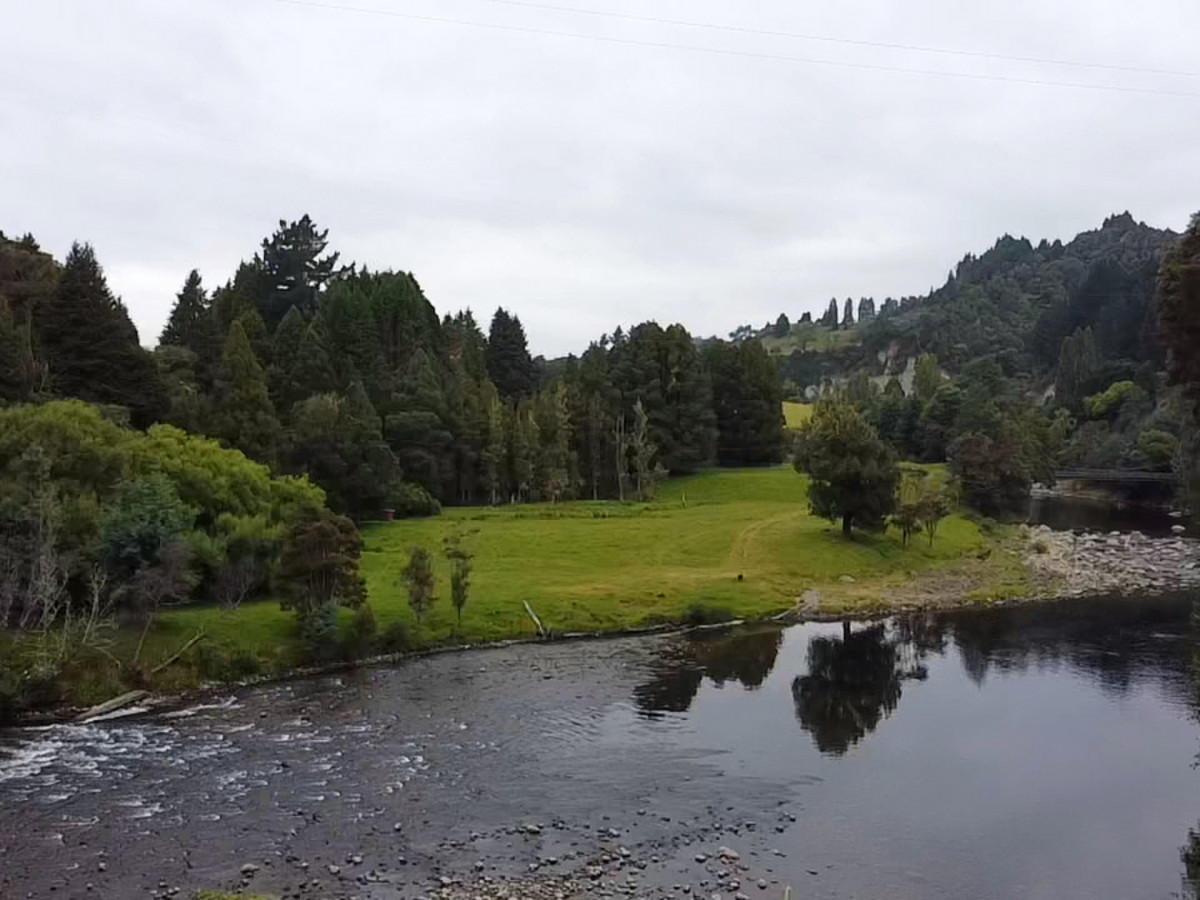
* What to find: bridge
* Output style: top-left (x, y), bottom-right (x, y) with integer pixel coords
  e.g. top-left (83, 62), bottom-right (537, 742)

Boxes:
top-left (1054, 468), bottom-right (1179, 484)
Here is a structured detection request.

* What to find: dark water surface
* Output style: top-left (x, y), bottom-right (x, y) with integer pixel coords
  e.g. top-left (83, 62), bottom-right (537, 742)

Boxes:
top-left (3, 594), bottom-right (1200, 899)
top-left (1029, 494), bottom-right (1195, 537)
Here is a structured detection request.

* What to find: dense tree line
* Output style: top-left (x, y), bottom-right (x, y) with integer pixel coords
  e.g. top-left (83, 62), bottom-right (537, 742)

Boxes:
top-left (1, 219), bottom-right (785, 522)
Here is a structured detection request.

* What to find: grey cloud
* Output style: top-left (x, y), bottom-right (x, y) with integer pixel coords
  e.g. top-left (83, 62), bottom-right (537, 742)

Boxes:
top-left (3, 0), bottom-right (1198, 355)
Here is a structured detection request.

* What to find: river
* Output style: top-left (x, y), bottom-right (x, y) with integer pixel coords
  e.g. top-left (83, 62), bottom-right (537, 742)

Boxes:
top-left (3, 593), bottom-right (1200, 899)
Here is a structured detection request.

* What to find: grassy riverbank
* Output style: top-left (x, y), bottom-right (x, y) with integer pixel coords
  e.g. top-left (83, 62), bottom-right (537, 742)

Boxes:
top-left (4, 466), bottom-right (1024, 711)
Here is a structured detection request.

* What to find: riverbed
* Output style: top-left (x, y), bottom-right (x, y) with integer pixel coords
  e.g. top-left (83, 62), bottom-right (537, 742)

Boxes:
top-left (3, 593), bottom-right (1200, 899)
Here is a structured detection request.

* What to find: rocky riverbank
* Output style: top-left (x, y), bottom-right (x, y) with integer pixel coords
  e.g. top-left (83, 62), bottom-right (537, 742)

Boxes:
top-left (1023, 524), bottom-right (1200, 596)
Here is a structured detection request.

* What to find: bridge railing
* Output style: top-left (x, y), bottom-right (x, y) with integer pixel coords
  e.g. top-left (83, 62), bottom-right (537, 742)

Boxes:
top-left (1053, 468), bottom-right (1178, 484)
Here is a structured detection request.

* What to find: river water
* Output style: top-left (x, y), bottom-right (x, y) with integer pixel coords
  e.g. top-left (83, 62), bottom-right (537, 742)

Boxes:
top-left (3, 594), bottom-right (1200, 900)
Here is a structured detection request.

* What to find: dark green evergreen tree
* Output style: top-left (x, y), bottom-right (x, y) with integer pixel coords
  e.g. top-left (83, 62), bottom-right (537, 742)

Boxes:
top-left (160, 269), bottom-right (221, 383)
top-left (268, 305), bottom-right (308, 405)
top-left (385, 349), bottom-right (455, 500)
top-left (704, 339), bottom-right (785, 465)
top-left (794, 401), bottom-right (899, 537)
top-left (37, 243), bottom-right (165, 426)
top-left (1160, 212), bottom-right (1200, 418)
top-left (211, 320), bottom-right (282, 465)
top-left (256, 215), bottom-right (346, 325)
top-left (486, 308), bottom-right (538, 402)
top-left (321, 279), bottom-right (383, 392)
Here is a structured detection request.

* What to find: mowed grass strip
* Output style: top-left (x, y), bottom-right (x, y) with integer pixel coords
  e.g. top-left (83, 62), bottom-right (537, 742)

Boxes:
top-left (150, 467), bottom-right (984, 668)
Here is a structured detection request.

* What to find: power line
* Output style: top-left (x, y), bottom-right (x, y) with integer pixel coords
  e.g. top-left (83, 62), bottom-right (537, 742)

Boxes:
top-left (465, 0), bottom-right (1199, 80)
top-left (260, 0), bottom-right (1200, 100)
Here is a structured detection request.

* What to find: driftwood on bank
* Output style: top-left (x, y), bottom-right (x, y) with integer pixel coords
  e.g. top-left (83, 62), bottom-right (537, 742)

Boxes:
top-left (75, 690), bottom-right (151, 722)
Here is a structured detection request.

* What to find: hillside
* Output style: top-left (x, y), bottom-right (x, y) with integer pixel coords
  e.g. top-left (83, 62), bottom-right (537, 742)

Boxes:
top-left (746, 212), bottom-right (1178, 397)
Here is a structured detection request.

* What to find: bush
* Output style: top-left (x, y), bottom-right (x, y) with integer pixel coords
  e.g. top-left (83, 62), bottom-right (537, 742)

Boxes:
top-left (386, 482), bottom-right (442, 519)
top-left (377, 620), bottom-right (412, 654)
top-left (682, 601), bottom-right (735, 626)
top-left (0, 666), bottom-right (20, 724)
top-left (339, 603), bottom-right (378, 660)
top-left (192, 643), bottom-right (264, 683)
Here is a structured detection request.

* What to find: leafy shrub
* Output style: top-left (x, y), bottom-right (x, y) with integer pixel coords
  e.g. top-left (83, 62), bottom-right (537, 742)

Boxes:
top-left (0, 666), bottom-right (20, 724)
top-left (339, 603), bottom-right (378, 660)
top-left (386, 482), bottom-right (441, 519)
top-left (377, 620), bottom-right (411, 654)
top-left (192, 643), bottom-right (264, 683)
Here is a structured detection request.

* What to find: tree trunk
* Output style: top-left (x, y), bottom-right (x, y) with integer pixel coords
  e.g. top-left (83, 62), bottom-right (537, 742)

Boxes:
top-left (842, 515), bottom-right (853, 538)
top-left (842, 620), bottom-right (852, 642)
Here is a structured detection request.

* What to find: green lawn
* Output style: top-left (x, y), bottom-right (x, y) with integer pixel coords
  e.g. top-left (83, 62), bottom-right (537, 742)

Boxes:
top-left (760, 324), bottom-right (862, 356)
top-left (115, 467), bottom-right (987, 698)
top-left (782, 401), bottom-right (813, 429)
top-left (355, 466), bottom-right (981, 640)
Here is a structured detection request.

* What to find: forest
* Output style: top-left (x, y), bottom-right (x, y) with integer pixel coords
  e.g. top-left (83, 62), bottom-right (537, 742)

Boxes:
top-left (0, 217), bottom-right (785, 702)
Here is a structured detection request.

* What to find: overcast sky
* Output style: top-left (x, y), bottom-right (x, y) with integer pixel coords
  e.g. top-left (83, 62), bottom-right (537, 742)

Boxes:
top-left (3, 0), bottom-right (1199, 356)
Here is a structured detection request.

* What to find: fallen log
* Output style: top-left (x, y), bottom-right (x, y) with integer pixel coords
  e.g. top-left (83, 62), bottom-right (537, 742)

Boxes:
top-left (75, 690), bottom-right (151, 722)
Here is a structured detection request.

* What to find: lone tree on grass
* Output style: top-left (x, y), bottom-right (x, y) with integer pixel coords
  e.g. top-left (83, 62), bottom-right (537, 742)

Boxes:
top-left (280, 508), bottom-right (365, 653)
top-left (794, 401), bottom-right (899, 538)
top-left (443, 529), bottom-right (475, 632)
top-left (918, 492), bottom-right (952, 547)
top-left (402, 545), bottom-right (435, 631)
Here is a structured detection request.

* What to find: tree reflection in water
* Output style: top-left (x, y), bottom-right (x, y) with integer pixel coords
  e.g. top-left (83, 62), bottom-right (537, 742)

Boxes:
top-left (791, 620), bottom-right (928, 756)
top-left (633, 627), bottom-right (783, 717)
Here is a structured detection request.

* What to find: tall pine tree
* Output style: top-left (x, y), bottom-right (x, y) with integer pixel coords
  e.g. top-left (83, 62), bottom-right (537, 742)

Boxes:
top-left (38, 243), bottom-right (165, 425)
top-left (212, 320), bottom-right (282, 465)
top-left (160, 269), bottom-right (220, 382)
top-left (486, 308), bottom-right (538, 402)
top-left (257, 215), bottom-right (346, 325)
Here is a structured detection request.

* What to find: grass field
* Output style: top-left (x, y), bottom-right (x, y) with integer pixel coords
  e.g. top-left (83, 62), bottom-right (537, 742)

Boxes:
top-left (759, 324), bottom-right (862, 356)
top-left (782, 401), bottom-right (813, 429)
top-left (50, 466), bottom-right (997, 706)
top-left (151, 467), bottom-right (979, 652)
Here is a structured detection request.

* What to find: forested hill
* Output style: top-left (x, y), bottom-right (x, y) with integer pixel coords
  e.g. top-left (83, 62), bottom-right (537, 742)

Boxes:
top-left (863, 212), bottom-right (1177, 375)
top-left (762, 212), bottom-right (1179, 393)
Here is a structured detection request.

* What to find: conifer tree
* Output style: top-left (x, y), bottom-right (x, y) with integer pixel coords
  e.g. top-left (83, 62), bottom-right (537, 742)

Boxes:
top-left (212, 320), bottom-right (282, 465)
top-left (823, 298), bottom-right (840, 328)
top-left (1159, 212), bottom-right (1200, 418)
top-left (705, 339), bottom-right (785, 465)
top-left (257, 215), bottom-right (346, 325)
top-left (843, 298), bottom-right (855, 328)
top-left (160, 270), bottom-right (221, 380)
top-left (290, 322), bottom-right (337, 406)
top-left (486, 308), bottom-right (538, 402)
top-left (269, 305), bottom-right (308, 405)
top-left (322, 280), bottom-right (383, 392)
top-left (38, 242), bottom-right (165, 425)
